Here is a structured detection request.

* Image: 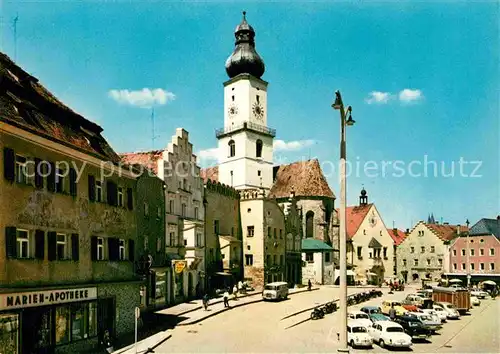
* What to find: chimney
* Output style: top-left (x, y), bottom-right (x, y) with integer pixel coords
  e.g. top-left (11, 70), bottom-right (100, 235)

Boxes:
top-left (393, 228), bottom-right (398, 235)
top-left (405, 228), bottom-right (410, 234)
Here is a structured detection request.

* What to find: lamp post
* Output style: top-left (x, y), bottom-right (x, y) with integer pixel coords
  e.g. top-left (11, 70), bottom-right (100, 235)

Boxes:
top-left (466, 219), bottom-right (470, 288)
top-left (332, 90), bottom-right (355, 353)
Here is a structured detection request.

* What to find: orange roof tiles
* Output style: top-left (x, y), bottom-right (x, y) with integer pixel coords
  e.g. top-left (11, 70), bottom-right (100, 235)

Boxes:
top-left (426, 223), bottom-right (467, 242)
top-left (387, 228), bottom-right (407, 246)
top-left (337, 204), bottom-right (373, 240)
top-left (200, 166), bottom-right (219, 183)
top-left (120, 150), bottom-right (163, 175)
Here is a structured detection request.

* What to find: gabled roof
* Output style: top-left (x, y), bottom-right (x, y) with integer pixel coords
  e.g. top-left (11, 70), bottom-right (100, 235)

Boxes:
top-left (0, 52), bottom-right (120, 162)
top-left (469, 218), bottom-right (500, 239)
top-left (302, 238), bottom-right (333, 251)
top-left (426, 223), bottom-right (467, 242)
top-left (120, 150), bottom-right (164, 175)
top-left (200, 166), bottom-right (219, 183)
top-left (387, 228), bottom-right (407, 246)
top-left (368, 237), bottom-right (383, 248)
top-left (269, 159), bottom-right (335, 199)
top-left (339, 204), bottom-right (373, 239)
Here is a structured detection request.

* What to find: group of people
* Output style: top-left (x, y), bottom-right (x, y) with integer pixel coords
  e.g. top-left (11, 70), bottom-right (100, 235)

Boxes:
top-left (202, 281), bottom-right (248, 310)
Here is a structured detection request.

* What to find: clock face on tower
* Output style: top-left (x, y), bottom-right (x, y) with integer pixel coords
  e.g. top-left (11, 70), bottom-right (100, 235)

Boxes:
top-left (252, 102), bottom-right (264, 120)
top-left (228, 104), bottom-right (238, 117)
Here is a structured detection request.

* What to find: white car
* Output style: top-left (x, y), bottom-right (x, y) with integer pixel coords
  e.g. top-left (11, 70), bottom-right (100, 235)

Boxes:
top-left (368, 320), bottom-right (412, 349)
top-left (435, 302), bottom-right (460, 319)
top-left (470, 296), bottom-right (481, 306)
top-left (419, 309), bottom-right (442, 324)
top-left (347, 310), bottom-right (373, 328)
top-left (471, 290), bottom-right (489, 299)
top-left (347, 320), bottom-right (373, 348)
top-left (425, 308), bottom-right (447, 322)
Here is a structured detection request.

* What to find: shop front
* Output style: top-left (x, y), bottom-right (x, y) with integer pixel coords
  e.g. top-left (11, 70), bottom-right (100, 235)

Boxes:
top-left (0, 287), bottom-right (98, 354)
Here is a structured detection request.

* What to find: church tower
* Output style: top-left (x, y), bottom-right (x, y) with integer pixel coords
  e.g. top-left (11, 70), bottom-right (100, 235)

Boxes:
top-left (216, 12), bottom-right (275, 190)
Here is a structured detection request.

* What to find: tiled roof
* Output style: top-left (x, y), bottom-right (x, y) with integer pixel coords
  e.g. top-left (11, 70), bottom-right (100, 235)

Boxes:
top-left (0, 52), bottom-right (120, 163)
top-left (387, 228), bottom-right (407, 246)
top-left (338, 204), bottom-right (373, 239)
top-left (120, 150), bottom-right (164, 175)
top-left (469, 218), bottom-right (500, 239)
top-left (200, 166), bottom-right (219, 183)
top-left (302, 238), bottom-right (333, 251)
top-left (269, 159), bottom-right (335, 199)
top-left (426, 223), bottom-right (467, 242)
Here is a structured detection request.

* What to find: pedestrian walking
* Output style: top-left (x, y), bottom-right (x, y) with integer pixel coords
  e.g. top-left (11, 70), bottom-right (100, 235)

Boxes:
top-left (308, 279), bottom-right (312, 291)
top-left (389, 304), bottom-right (396, 321)
top-left (223, 289), bottom-right (230, 308)
top-left (202, 293), bottom-right (209, 310)
top-left (233, 285), bottom-right (238, 300)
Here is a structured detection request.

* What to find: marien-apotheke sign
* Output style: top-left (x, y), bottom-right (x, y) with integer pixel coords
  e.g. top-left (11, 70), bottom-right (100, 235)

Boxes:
top-left (0, 287), bottom-right (97, 310)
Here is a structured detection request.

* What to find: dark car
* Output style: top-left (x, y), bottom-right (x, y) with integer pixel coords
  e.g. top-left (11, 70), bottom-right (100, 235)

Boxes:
top-left (394, 315), bottom-right (432, 340)
top-left (369, 313), bottom-right (390, 323)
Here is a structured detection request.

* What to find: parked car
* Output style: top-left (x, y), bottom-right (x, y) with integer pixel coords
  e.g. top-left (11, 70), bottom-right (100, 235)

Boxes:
top-left (404, 294), bottom-right (425, 306)
top-left (381, 300), bottom-right (408, 316)
top-left (471, 290), bottom-right (488, 299)
top-left (347, 320), bottom-right (373, 348)
top-left (408, 312), bottom-right (442, 332)
top-left (348, 311), bottom-right (373, 328)
top-left (431, 305), bottom-right (449, 322)
top-left (421, 308), bottom-right (446, 323)
top-left (434, 302), bottom-right (460, 319)
top-left (367, 320), bottom-right (412, 349)
top-left (360, 306), bottom-right (382, 315)
top-left (369, 313), bottom-right (390, 323)
top-left (262, 282), bottom-right (288, 301)
top-left (470, 296), bottom-right (481, 306)
top-left (394, 315), bottom-right (432, 340)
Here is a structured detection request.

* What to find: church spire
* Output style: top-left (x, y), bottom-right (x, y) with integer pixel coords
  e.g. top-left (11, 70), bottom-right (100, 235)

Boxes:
top-left (225, 11), bottom-right (265, 79)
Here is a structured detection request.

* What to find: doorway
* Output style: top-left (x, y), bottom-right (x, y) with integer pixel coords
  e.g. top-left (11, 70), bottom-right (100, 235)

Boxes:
top-left (97, 298), bottom-right (115, 342)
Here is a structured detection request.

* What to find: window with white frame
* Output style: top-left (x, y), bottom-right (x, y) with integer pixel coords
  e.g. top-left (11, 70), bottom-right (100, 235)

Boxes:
top-left (96, 181), bottom-right (103, 202)
top-left (306, 253), bottom-right (314, 262)
top-left (490, 263), bottom-right (495, 271)
top-left (480, 263), bottom-right (485, 270)
top-left (97, 237), bottom-right (104, 260)
top-left (490, 248), bottom-right (495, 256)
top-left (15, 155), bottom-right (28, 184)
top-left (480, 248), bottom-right (484, 256)
top-left (55, 167), bottom-right (65, 193)
top-left (453, 263), bottom-right (457, 270)
top-left (461, 263), bottom-right (466, 270)
top-left (461, 249), bottom-right (465, 256)
top-left (196, 233), bottom-right (202, 247)
top-left (17, 229), bottom-right (30, 258)
top-left (119, 239), bottom-right (126, 260)
top-left (117, 187), bottom-right (124, 207)
top-left (470, 263), bottom-right (475, 270)
top-left (56, 233), bottom-right (67, 260)
top-left (453, 249), bottom-right (457, 256)
top-left (470, 249), bottom-right (475, 256)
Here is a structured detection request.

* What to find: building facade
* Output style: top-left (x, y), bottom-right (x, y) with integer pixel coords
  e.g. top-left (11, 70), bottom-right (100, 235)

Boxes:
top-left (0, 52), bottom-right (140, 353)
top-left (449, 217), bottom-right (500, 277)
top-left (388, 228), bottom-right (408, 277)
top-left (397, 221), bottom-right (465, 283)
top-left (280, 190), bottom-right (303, 287)
top-left (301, 239), bottom-right (334, 285)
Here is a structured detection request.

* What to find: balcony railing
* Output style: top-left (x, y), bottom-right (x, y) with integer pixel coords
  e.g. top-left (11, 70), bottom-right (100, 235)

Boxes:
top-left (215, 121), bottom-right (276, 138)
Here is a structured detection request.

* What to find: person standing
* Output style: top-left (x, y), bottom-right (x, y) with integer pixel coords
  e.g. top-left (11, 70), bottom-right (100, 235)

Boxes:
top-left (308, 279), bottom-right (312, 291)
top-left (389, 304), bottom-right (396, 321)
top-left (202, 293), bottom-right (209, 310)
top-left (223, 289), bottom-right (230, 308)
top-left (233, 285), bottom-right (238, 300)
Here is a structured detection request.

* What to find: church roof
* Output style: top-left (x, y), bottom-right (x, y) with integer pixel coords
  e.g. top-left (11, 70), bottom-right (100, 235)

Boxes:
top-left (368, 237), bottom-right (383, 248)
top-left (200, 166), bottom-right (219, 183)
top-left (269, 159), bottom-right (335, 199)
top-left (0, 51), bottom-right (120, 163)
top-left (387, 228), bottom-right (407, 246)
top-left (120, 150), bottom-right (164, 175)
top-left (338, 204), bottom-right (373, 240)
top-left (469, 217), bottom-right (500, 239)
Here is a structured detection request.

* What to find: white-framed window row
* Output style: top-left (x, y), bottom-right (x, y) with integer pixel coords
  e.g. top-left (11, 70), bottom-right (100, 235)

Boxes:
top-left (97, 237), bottom-right (105, 260)
top-left (119, 239), bottom-right (126, 260)
top-left (17, 229), bottom-right (31, 258)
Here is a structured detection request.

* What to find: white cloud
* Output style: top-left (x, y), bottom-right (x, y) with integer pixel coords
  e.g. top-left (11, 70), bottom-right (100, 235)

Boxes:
top-left (399, 89), bottom-right (423, 103)
top-left (273, 139), bottom-right (315, 152)
top-left (108, 88), bottom-right (175, 108)
top-left (197, 148), bottom-right (219, 161)
top-left (365, 91), bottom-right (391, 104)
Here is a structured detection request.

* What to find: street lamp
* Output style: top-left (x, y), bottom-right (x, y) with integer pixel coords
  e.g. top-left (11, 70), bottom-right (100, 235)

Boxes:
top-left (466, 219), bottom-right (470, 288)
top-left (332, 90), bottom-right (355, 353)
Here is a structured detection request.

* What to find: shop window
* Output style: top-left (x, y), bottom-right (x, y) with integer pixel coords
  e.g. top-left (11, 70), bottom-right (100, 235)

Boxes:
top-left (95, 180), bottom-right (103, 202)
top-left (119, 239), bottom-right (126, 260)
top-left (306, 253), bottom-right (314, 263)
top-left (247, 226), bottom-right (254, 237)
top-left (117, 187), bottom-right (123, 207)
top-left (97, 237), bottom-right (104, 260)
top-left (17, 229), bottom-right (30, 258)
top-left (56, 234), bottom-right (67, 260)
top-left (0, 313), bottom-right (19, 353)
top-left (55, 306), bottom-right (70, 344)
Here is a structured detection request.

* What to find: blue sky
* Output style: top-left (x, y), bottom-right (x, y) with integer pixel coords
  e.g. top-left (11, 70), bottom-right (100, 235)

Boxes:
top-left (2, 1), bottom-right (499, 229)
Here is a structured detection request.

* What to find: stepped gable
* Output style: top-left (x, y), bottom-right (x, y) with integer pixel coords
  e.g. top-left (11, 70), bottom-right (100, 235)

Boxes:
top-left (120, 150), bottom-right (164, 175)
top-left (337, 204), bottom-right (373, 240)
top-left (269, 159), bottom-right (335, 199)
top-left (200, 166), bottom-right (219, 183)
top-left (0, 51), bottom-right (120, 163)
top-left (388, 228), bottom-right (407, 246)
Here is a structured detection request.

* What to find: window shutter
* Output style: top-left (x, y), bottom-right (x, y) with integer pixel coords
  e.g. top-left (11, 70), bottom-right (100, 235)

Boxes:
top-left (90, 236), bottom-right (98, 260)
top-left (88, 175), bottom-right (96, 202)
top-left (35, 230), bottom-right (45, 260)
top-left (47, 162), bottom-right (56, 192)
top-left (127, 188), bottom-right (133, 210)
top-left (107, 181), bottom-right (117, 206)
top-left (108, 237), bottom-right (119, 261)
top-left (47, 231), bottom-right (57, 261)
top-left (5, 226), bottom-right (17, 258)
top-left (71, 234), bottom-right (79, 261)
top-left (69, 168), bottom-right (77, 196)
top-left (34, 158), bottom-right (44, 188)
top-left (128, 239), bottom-right (135, 262)
top-left (3, 148), bottom-right (15, 182)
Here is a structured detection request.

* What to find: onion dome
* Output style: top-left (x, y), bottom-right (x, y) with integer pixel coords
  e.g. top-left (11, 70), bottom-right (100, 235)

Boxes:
top-left (225, 11), bottom-right (265, 79)
top-left (361, 187), bottom-right (367, 196)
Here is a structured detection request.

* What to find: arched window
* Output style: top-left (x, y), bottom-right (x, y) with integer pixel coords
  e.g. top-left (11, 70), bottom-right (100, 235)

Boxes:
top-left (305, 211), bottom-right (314, 238)
top-left (256, 139), bottom-right (263, 158)
top-left (228, 140), bottom-right (235, 157)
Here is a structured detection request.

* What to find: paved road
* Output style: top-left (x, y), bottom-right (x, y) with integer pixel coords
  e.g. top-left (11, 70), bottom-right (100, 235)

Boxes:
top-left (153, 286), bottom-right (499, 353)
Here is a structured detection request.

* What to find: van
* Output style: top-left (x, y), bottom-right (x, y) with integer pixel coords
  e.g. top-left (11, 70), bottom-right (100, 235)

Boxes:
top-left (262, 282), bottom-right (288, 301)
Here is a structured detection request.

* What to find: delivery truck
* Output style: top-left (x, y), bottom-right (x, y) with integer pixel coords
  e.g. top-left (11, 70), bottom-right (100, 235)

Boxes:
top-left (432, 286), bottom-right (471, 314)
